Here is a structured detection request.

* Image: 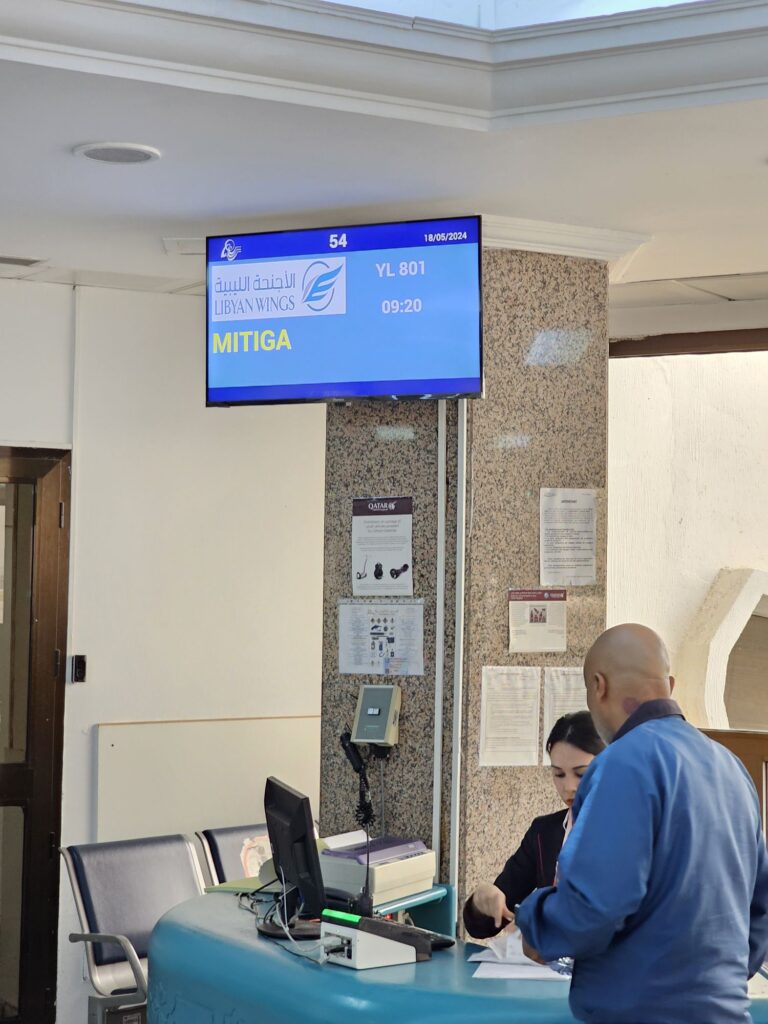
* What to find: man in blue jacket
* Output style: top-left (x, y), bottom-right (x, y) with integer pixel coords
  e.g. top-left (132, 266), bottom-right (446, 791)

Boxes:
top-left (516, 623), bottom-right (768, 1024)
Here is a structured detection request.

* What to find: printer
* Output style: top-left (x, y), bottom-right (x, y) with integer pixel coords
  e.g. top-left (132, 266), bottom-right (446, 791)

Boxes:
top-left (319, 835), bottom-right (436, 906)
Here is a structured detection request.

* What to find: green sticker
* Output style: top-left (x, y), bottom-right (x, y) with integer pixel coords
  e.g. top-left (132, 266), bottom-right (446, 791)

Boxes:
top-left (322, 909), bottom-right (361, 924)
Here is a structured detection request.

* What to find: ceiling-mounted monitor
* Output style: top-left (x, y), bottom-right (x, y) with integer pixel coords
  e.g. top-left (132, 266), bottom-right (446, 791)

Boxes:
top-left (206, 215), bottom-right (482, 405)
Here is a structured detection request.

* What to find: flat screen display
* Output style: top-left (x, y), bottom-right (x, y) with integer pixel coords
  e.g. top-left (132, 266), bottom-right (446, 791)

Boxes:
top-left (206, 215), bottom-right (482, 405)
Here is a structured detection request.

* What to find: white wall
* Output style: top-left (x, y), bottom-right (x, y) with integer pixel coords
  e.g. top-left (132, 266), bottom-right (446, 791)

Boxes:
top-left (0, 279), bottom-right (74, 448)
top-left (55, 287), bottom-right (326, 1021)
top-left (607, 351), bottom-right (768, 667)
top-left (0, 281), bottom-right (327, 1023)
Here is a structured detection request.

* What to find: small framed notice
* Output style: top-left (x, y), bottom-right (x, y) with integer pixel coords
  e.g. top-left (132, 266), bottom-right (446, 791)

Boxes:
top-left (508, 589), bottom-right (567, 653)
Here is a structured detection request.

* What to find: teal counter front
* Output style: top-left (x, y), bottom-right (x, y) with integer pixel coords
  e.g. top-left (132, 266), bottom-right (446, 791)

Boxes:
top-left (147, 894), bottom-right (768, 1024)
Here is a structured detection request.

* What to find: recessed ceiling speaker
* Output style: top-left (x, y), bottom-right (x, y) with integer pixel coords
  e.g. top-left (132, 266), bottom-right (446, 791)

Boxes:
top-left (72, 142), bottom-right (161, 164)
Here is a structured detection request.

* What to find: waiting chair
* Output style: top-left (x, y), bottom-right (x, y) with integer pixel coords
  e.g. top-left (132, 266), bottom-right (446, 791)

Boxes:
top-left (197, 823), bottom-right (267, 884)
top-left (62, 834), bottom-right (205, 1023)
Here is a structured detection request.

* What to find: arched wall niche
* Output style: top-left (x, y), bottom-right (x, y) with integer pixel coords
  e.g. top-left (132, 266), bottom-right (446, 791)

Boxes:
top-left (675, 568), bottom-right (768, 729)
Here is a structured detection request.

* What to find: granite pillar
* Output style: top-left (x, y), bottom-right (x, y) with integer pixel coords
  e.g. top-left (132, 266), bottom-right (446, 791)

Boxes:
top-left (458, 248), bottom-right (608, 912)
top-left (319, 247), bottom-right (608, 919)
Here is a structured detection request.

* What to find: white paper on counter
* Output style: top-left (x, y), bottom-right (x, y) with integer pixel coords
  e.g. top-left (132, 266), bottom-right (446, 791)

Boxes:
top-left (540, 488), bottom-right (596, 587)
top-left (479, 666), bottom-right (541, 767)
top-left (469, 930), bottom-right (528, 965)
top-left (542, 667), bottom-right (590, 763)
top-left (472, 962), bottom-right (569, 981)
top-left (473, 962), bottom-right (569, 978)
top-left (469, 931), bottom-right (572, 981)
top-left (338, 599), bottom-right (424, 676)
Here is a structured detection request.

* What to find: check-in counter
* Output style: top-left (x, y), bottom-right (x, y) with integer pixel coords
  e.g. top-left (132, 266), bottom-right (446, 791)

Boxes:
top-left (147, 894), bottom-right (768, 1024)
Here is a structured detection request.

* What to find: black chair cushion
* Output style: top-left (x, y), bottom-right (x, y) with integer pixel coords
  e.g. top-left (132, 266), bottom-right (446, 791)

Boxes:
top-left (69, 834), bottom-right (201, 966)
top-left (202, 823), bottom-right (267, 883)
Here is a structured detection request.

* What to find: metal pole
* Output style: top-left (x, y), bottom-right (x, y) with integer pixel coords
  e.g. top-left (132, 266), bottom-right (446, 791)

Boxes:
top-left (448, 399), bottom-right (467, 891)
top-left (431, 400), bottom-right (447, 874)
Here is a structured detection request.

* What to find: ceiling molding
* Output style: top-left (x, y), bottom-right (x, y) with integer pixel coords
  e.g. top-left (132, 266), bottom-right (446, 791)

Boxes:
top-left (482, 216), bottom-right (649, 264)
top-left (3, 0), bottom-right (768, 130)
top-left (0, 34), bottom-right (490, 131)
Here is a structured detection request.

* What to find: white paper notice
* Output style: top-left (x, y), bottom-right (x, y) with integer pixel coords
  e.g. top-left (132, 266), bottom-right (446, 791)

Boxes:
top-left (479, 666), bottom-right (541, 767)
top-left (508, 589), bottom-right (567, 653)
top-left (338, 599), bottom-right (424, 676)
top-left (352, 497), bottom-right (413, 597)
top-left (543, 667), bottom-right (589, 762)
top-left (540, 488), bottom-right (596, 587)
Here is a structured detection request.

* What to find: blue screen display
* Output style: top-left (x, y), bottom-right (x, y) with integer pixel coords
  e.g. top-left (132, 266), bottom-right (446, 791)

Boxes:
top-left (206, 216), bottom-right (482, 404)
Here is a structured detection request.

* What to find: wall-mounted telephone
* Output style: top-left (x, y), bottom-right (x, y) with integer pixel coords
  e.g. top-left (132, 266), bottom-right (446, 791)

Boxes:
top-left (350, 685), bottom-right (401, 747)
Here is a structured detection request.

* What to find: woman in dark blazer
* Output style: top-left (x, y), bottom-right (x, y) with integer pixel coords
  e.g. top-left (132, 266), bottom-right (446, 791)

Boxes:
top-left (463, 711), bottom-right (605, 939)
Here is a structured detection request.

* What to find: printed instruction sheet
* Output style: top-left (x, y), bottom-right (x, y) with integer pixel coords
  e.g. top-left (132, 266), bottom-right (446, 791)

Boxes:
top-left (338, 598), bottom-right (424, 676)
top-left (540, 488), bottom-right (596, 587)
top-left (543, 667), bottom-right (590, 762)
top-left (508, 588), bottom-right (567, 653)
top-left (479, 666), bottom-right (541, 767)
top-left (352, 497), bottom-right (413, 597)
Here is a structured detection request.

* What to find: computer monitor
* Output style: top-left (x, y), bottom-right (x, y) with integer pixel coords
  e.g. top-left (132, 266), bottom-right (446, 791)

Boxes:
top-left (260, 777), bottom-right (327, 938)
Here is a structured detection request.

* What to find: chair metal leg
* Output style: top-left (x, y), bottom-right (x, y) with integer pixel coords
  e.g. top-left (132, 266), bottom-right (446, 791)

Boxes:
top-left (87, 993), bottom-right (146, 1024)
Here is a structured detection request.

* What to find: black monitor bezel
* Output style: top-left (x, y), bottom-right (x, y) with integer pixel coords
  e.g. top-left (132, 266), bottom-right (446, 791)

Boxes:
top-left (263, 776), bottom-right (326, 920)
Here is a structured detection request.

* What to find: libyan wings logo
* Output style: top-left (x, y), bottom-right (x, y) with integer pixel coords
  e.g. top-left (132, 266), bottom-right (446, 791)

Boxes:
top-left (302, 261), bottom-right (343, 312)
top-left (220, 239), bottom-right (242, 261)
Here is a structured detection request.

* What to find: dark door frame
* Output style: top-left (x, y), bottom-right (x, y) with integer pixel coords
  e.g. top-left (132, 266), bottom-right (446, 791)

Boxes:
top-left (610, 327), bottom-right (768, 358)
top-left (0, 447), bottom-right (70, 1022)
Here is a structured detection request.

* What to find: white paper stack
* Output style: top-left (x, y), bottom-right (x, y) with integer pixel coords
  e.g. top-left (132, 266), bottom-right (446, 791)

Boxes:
top-left (468, 930), bottom-right (570, 982)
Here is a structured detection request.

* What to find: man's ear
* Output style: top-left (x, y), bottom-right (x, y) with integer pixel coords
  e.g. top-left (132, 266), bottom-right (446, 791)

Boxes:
top-left (669, 675), bottom-right (676, 694)
top-left (594, 671), bottom-right (609, 702)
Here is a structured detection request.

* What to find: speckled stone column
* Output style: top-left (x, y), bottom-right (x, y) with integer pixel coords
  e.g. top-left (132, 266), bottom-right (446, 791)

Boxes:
top-left (319, 248), bottom-right (608, 920)
top-left (319, 401), bottom-right (457, 846)
top-left (458, 248), bottom-right (608, 917)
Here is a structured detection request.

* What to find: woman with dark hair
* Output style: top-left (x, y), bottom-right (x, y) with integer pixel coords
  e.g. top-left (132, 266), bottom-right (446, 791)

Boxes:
top-left (463, 710), bottom-right (605, 939)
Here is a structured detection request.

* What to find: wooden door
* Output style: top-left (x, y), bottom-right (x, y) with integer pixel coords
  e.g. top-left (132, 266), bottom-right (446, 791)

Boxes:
top-left (706, 730), bottom-right (768, 834)
top-left (0, 448), bottom-right (70, 1023)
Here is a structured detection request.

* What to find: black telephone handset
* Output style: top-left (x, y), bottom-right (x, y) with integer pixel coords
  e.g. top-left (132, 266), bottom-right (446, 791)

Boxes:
top-left (339, 729), bottom-right (374, 917)
top-left (340, 730), bottom-right (365, 776)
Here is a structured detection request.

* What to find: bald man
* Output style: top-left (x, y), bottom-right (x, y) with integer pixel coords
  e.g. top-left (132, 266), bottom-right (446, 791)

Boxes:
top-left (515, 623), bottom-right (768, 1024)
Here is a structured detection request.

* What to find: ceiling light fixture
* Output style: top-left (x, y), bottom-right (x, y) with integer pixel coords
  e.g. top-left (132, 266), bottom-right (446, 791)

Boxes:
top-left (72, 142), bottom-right (161, 164)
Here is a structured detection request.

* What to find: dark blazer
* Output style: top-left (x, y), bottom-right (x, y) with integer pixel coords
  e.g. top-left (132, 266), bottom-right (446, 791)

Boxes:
top-left (463, 809), bottom-right (567, 939)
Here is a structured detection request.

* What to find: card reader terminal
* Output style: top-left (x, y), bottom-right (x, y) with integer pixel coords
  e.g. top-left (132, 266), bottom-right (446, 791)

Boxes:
top-left (320, 909), bottom-right (454, 970)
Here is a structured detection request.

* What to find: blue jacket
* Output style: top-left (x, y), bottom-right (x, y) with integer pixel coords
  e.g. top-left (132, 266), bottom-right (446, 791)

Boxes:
top-left (516, 700), bottom-right (768, 1024)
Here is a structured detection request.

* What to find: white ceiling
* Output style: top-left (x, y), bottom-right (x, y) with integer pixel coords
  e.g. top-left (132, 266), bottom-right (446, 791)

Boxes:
top-left (2, 0), bottom-right (768, 297)
top-left (611, 273), bottom-right (768, 307)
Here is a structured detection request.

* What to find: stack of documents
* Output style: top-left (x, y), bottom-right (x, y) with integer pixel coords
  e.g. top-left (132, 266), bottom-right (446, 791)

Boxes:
top-left (468, 931), bottom-right (570, 982)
